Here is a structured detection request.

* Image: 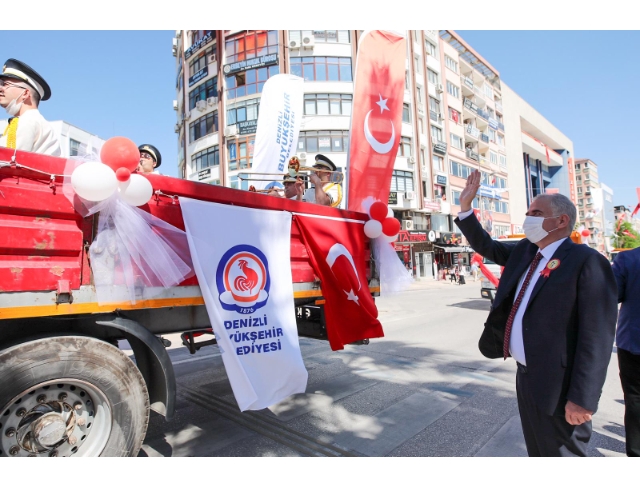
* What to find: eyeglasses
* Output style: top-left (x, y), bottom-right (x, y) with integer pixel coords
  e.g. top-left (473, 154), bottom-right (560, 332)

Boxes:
top-left (0, 80), bottom-right (26, 90)
top-left (139, 153), bottom-right (154, 160)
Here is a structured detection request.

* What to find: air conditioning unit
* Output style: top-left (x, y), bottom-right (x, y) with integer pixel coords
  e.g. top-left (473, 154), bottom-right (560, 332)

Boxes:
top-left (174, 123), bottom-right (181, 133)
top-left (436, 83), bottom-right (444, 93)
top-left (301, 36), bottom-right (315, 48)
top-left (289, 39), bottom-right (300, 49)
top-left (196, 100), bottom-right (207, 111)
top-left (173, 100), bottom-right (178, 110)
top-left (172, 38), bottom-right (178, 57)
top-left (224, 125), bottom-right (238, 138)
top-left (207, 96), bottom-right (218, 106)
top-left (183, 111), bottom-right (190, 121)
top-left (298, 152), bottom-right (307, 161)
top-left (208, 54), bottom-right (216, 64)
top-left (402, 220), bottom-right (414, 230)
top-left (405, 191), bottom-right (416, 200)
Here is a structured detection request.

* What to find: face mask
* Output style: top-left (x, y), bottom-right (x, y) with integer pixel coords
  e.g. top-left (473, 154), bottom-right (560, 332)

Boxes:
top-left (523, 215), bottom-right (559, 243)
top-left (4, 89), bottom-right (25, 116)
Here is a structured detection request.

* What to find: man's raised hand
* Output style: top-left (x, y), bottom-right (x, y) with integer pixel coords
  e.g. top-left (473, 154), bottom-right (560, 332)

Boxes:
top-left (460, 170), bottom-right (481, 212)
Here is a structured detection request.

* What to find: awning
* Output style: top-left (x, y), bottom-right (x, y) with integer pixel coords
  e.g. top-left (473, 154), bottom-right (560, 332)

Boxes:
top-left (434, 245), bottom-right (468, 252)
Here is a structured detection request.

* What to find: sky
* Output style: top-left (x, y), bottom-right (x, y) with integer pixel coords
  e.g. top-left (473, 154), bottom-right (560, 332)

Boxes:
top-left (1, 30), bottom-right (638, 208)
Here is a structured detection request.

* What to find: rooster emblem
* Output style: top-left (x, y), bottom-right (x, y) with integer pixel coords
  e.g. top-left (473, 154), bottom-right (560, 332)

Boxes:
top-left (234, 259), bottom-right (258, 293)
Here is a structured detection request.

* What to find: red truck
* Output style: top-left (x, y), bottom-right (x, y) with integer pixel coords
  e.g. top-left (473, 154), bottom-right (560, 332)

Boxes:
top-left (0, 147), bottom-right (379, 457)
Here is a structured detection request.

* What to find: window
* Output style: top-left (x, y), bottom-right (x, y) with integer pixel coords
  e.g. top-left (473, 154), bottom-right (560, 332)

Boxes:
top-left (69, 139), bottom-right (81, 157)
top-left (290, 57), bottom-right (352, 82)
top-left (297, 130), bottom-right (349, 153)
top-left (490, 151), bottom-right (498, 164)
top-left (189, 45), bottom-right (216, 77)
top-left (405, 71), bottom-right (409, 90)
top-left (445, 55), bottom-right (458, 73)
top-left (431, 125), bottom-right (443, 142)
top-left (496, 134), bottom-right (505, 146)
top-left (304, 93), bottom-right (352, 116)
top-left (227, 98), bottom-right (260, 125)
top-left (189, 111), bottom-right (219, 142)
top-left (576, 175), bottom-right (582, 182)
top-left (584, 161), bottom-right (590, 168)
top-left (450, 160), bottom-right (473, 179)
top-left (484, 84), bottom-right (493, 98)
top-left (446, 81), bottom-right (459, 99)
top-left (579, 210), bottom-right (585, 219)
top-left (416, 85), bottom-right (423, 103)
top-left (451, 133), bottom-right (463, 150)
top-left (427, 69), bottom-right (438, 85)
top-left (390, 170), bottom-right (414, 192)
top-left (433, 154), bottom-right (444, 172)
top-left (494, 225), bottom-right (510, 237)
top-left (225, 30), bottom-right (278, 64)
top-left (499, 154), bottom-right (507, 167)
top-left (402, 103), bottom-right (411, 123)
top-left (189, 77), bottom-right (217, 110)
top-left (577, 187), bottom-right (583, 194)
top-left (429, 97), bottom-right (440, 114)
top-left (494, 201), bottom-right (509, 214)
top-left (425, 41), bottom-right (436, 57)
top-left (451, 190), bottom-right (479, 209)
top-left (226, 65), bottom-right (278, 100)
top-left (227, 136), bottom-right (255, 171)
top-left (190, 30), bottom-right (211, 45)
top-left (399, 137), bottom-right (412, 157)
top-left (289, 30), bottom-right (350, 44)
top-left (578, 198), bottom-right (584, 206)
top-left (448, 107), bottom-right (460, 124)
top-left (414, 55), bottom-right (421, 74)
top-left (191, 145), bottom-right (219, 172)
top-left (575, 163), bottom-right (581, 170)
top-left (488, 128), bottom-right (496, 142)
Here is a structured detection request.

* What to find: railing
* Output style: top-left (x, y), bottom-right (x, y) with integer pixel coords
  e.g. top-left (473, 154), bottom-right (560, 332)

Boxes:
top-left (465, 124), bottom-right (480, 138)
top-left (480, 133), bottom-right (489, 143)
top-left (430, 110), bottom-right (439, 122)
top-left (462, 76), bottom-right (474, 89)
top-left (463, 98), bottom-right (477, 114)
top-left (476, 108), bottom-right (488, 121)
top-left (497, 122), bottom-right (505, 131)
top-left (466, 149), bottom-right (479, 161)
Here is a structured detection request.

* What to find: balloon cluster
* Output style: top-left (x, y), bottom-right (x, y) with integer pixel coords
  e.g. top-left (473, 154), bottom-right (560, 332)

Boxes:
top-left (363, 201), bottom-right (401, 242)
top-left (71, 137), bottom-right (153, 207)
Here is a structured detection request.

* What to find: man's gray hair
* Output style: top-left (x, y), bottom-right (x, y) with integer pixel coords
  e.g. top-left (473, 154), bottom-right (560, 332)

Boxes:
top-left (533, 193), bottom-right (577, 232)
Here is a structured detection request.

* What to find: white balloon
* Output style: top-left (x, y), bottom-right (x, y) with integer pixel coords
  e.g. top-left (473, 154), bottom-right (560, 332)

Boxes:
top-left (364, 219), bottom-right (383, 239)
top-left (118, 179), bottom-right (131, 191)
top-left (119, 174), bottom-right (153, 206)
top-left (71, 162), bottom-right (117, 202)
top-left (387, 206), bottom-right (394, 219)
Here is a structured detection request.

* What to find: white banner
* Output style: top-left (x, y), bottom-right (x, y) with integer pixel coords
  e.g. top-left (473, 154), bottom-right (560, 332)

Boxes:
top-left (180, 198), bottom-right (308, 411)
top-left (251, 74), bottom-right (304, 190)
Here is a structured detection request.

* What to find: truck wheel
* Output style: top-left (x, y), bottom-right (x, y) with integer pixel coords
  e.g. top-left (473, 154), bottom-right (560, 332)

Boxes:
top-left (0, 336), bottom-right (149, 457)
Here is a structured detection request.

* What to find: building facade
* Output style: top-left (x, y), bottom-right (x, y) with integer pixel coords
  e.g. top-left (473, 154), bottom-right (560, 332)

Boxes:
top-left (600, 182), bottom-right (615, 253)
top-left (573, 158), bottom-right (605, 252)
top-left (173, 30), bottom-right (577, 277)
top-left (48, 121), bottom-right (105, 159)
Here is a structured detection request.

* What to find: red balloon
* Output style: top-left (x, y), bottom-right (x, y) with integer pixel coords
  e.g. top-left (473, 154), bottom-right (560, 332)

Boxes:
top-left (116, 167), bottom-right (131, 182)
top-left (382, 217), bottom-right (401, 236)
top-left (369, 201), bottom-right (388, 222)
top-left (100, 136), bottom-right (140, 172)
top-left (581, 229), bottom-right (590, 237)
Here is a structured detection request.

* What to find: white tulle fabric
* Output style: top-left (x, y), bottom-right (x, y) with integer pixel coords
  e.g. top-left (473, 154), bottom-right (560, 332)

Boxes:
top-left (63, 157), bottom-right (194, 304)
top-left (372, 237), bottom-right (413, 295)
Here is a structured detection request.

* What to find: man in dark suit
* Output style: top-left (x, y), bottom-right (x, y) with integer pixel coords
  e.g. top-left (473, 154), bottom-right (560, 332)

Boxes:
top-left (455, 170), bottom-right (617, 456)
top-left (612, 247), bottom-right (640, 456)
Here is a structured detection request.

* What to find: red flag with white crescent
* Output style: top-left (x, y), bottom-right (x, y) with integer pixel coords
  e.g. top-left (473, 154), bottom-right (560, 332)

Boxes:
top-left (347, 30), bottom-right (406, 212)
top-left (295, 215), bottom-right (383, 351)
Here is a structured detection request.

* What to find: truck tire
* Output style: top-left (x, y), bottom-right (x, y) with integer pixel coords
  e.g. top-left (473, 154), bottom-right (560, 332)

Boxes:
top-left (0, 336), bottom-right (149, 457)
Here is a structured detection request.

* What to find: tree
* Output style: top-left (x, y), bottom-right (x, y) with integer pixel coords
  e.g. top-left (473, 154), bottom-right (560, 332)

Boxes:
top-left (613, 221), bottom-right (640, 249)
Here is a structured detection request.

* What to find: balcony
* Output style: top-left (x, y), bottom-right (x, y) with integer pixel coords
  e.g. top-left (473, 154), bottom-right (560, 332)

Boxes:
top-left (497, 122), bottom-right (505, 132)
top-left (462, 75), bottom-right (474, 89)
top-left (463, 97), bottom-right (478, 115)
top-left (480, 133), bottom-right (490, 143)
top-left (432, 139), bottom-right (447, 155)
top-left (466, 148), bottom-right (479, 161)
top-left (429, 110), bottom-right (440, 122)
top-left (476, 108), bottom-right (489, 121)
top-left (465, 124), bottom-right (480, 139)
top-left (495, 101), bottom-right (503, 113)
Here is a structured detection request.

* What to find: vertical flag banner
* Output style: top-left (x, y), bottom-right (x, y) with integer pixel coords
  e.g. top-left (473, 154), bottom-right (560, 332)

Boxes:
top-left (251, 74), bottom-right (304, 190)
top-left (295, 214), bottom-right (384, 350)
top-left (347, 30), bottom-right (406, 212)
top-left (180, 198), bottom-right (308, 411)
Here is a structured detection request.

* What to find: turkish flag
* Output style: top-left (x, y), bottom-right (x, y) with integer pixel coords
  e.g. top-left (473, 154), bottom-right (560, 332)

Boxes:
top-left (295, 215), bottom-right (383, 351)
top-left (347, 31), bottom-right (406, 212)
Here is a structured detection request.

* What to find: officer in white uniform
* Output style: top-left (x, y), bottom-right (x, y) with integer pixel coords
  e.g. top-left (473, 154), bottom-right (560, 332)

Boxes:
top-left (302, 154), bottom-right (342, 208)
top-left (0, 58), bottom-right (60, 156)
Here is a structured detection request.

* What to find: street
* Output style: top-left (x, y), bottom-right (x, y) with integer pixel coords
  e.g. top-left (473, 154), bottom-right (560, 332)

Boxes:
top-left (132, 278), bottom-right (627, 457)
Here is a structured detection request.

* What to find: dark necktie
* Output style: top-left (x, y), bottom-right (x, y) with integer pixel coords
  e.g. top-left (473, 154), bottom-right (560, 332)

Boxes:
top-left (503, 252), bottom-right (544, 360)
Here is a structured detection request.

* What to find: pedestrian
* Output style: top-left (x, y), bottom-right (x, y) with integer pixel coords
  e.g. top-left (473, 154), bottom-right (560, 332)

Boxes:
top-left (454, 170), bottom-right (617, 457)
top-left (611, 247), bottom-right (640, 457)
top-left (137, 144), bottom-right (162, 174)
top-left (449, 267), bottom-right (457, 284)
top-left (471, 261), bottom-right (479, 281)
top-left (0, 59), bottom-right (60, 156)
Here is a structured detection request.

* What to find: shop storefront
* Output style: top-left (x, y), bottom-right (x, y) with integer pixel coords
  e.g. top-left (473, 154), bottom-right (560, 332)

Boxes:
top-left (433, 232), bottom-right (473, 274)
top-left (394, 230), bottom-right (436, 279)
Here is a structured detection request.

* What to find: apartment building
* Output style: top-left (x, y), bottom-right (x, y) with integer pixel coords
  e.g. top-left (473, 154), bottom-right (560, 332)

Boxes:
top-left (573, 158), bottom-right (605, 252)
top-left (600, 182), bottom-right (615, 253)
top-left (173, 30), bottom-right (578, 276)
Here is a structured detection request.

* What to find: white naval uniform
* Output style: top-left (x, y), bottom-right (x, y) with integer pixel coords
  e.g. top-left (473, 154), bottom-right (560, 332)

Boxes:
top-left (302, 182), bottom-right (342, 208)
top-left (0, 109), bottom-right (61, 156)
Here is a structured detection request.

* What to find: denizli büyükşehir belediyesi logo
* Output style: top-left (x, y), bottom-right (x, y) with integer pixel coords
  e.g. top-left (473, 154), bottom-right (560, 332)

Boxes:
top-left (216, 245), bottom-right (271, 314)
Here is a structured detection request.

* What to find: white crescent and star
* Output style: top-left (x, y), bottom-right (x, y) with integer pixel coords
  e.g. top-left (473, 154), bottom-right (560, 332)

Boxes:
top-left (326, 243), bottom-right (362, 306)
top-left (363, 94), bottom-right (395, 155)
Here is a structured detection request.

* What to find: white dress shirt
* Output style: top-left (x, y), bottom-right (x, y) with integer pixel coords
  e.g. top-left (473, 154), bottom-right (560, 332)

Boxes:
top-left (458, 209), bottom-right (567, 365)
top-left (0, 109), bottom-right (61, 156)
